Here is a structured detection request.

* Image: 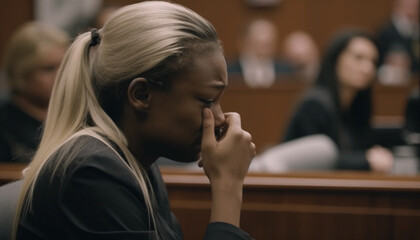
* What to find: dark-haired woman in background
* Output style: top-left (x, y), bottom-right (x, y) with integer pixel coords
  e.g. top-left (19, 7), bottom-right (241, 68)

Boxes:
top-left (283, 31), bottom-right (394, 172)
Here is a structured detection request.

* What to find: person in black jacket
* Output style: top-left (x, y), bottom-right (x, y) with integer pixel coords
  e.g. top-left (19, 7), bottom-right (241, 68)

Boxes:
top-left (284, 30), bottom-right (394, 172)
top-left (14, 2), bottom-right (255, 240)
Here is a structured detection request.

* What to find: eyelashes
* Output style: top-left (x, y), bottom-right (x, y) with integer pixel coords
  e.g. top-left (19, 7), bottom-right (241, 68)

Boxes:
top-left (201, 99), bottom-right (215, 107)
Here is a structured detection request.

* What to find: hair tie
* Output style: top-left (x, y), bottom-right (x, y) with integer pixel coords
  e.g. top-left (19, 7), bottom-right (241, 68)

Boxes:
top-left (89, 28), bottom-right (101, 47)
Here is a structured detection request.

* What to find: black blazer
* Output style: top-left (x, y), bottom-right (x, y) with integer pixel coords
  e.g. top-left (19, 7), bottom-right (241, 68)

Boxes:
top-left (17, 135), bottom-right (253, 240)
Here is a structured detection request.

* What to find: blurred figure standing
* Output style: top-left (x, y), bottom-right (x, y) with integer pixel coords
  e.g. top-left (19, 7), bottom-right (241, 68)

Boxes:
top-left (227, 19), bottom-right (293, 88)
top-left (282, 31), bottom-right (320, 82)
top-left (0, 22), bottom-right (68, 163)
top-left (377, 0), bottom-right (419, 85)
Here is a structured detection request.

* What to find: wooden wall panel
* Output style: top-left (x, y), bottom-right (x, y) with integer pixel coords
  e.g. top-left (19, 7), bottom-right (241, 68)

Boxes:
top-left (0, 0), bottom-right (34, 66)
top-left (0, 0), bottom-right (395, 64)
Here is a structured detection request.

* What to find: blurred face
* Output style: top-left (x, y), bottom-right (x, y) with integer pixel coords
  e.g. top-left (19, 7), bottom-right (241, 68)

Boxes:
top-left (141, 49), bottom-right (227, 162)
top-left (397, 0), bottom-right (419, 21)
top-left (336, 37), bottom-right (378, 91)
top-left (244, 21), bottom-right (277, 59)
top-left (23, 45), bottom-right (66, 107)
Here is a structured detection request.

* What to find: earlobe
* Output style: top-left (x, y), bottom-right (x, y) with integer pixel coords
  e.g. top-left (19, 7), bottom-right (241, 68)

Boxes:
top-left (127, 78), bottom-right (151, 111)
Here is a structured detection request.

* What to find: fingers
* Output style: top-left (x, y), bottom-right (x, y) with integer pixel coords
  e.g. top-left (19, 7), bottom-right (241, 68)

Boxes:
top-left (224, 112), bottom-right (241, 131)
top-left (201, 108), bottom-right (216, 149)
top-left (251, 142), bottom-right (256, 156)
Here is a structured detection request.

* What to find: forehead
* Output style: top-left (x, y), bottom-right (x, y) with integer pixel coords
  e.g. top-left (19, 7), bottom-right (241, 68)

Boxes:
top-left (172, 49), bottom-right (227, 91)
top-left (345, 37), bottom-right (378, 57)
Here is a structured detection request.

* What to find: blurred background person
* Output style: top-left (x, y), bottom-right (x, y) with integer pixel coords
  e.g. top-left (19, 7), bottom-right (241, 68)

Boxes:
top-left (227, 18), bottom-right (293, 88)
top-left (282, 31), bottom-right (320, 83)
top-left (377, 0), bottom-right (419, 85)
top-left (283, 30), bottom-right (394, 173)
top-left (0, 22), bottom-right (68, 163)
top-left (377, 45), bottom-right (412, 85)
top-left (403, 88), bottom-right (420, 157)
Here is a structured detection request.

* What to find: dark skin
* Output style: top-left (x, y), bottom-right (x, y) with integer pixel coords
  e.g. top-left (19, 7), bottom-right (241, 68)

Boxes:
top-left (118, 48), bottom-right (256, 226)
top-left (119, 48), bottom-right (228, 168)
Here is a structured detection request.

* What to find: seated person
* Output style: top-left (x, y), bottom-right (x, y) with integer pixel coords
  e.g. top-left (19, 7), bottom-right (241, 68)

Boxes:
top-left (0, 22), bottom-right (68, 163)
top-left (377, 0), bottom-right (419, 75)
top-left (403, 88), bottom-right (420, 157)
top-left (377, 44), bottom-right (412, 85)
top-left (14, 2), bottom-right (255, 239)
top-left (227, 19), bottom-right (293, 88)
top-left (282, 31), bottom-right (320, 82)
top-left (283, 30), bottom-right (394, 173)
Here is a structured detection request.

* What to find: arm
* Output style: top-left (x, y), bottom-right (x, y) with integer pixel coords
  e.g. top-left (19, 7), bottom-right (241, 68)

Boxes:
top-left (200, 108), bottom-right (255, 239)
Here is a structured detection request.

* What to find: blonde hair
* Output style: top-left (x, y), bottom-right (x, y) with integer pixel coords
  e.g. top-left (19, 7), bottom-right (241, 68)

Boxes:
top-left (3, 21), bottom-right (68, 93)
top-left (13, 1), bottom-right (219, 239)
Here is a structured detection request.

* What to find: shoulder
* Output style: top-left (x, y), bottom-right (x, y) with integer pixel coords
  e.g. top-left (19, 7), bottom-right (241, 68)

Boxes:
top-left (298, 88), bottom-right (334, 114)
top-left (0, 101), bottom-right (13, 122)
top-left (45, 135), bottom-right (136, 188)
top-left (69, 136), bottom-right (131, 175)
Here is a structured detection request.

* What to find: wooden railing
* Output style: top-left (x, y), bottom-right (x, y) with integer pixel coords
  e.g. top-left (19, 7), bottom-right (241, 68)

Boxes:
top-left (1, 163), bottom-right (419, 240)
top-left (162, 168), bottom-right (420, 240)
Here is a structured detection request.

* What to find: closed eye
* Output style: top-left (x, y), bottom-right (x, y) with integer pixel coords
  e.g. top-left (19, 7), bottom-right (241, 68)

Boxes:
top-left (201, 99), bottom-right (215, 107)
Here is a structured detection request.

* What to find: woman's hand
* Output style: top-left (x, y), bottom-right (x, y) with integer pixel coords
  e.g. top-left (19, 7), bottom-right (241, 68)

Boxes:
top-left (199, 108), bottom-right (256, 227)
top-left (366, 145), bottom-right (394, 173)
top-left (200, 108), bottom-right (255, 186)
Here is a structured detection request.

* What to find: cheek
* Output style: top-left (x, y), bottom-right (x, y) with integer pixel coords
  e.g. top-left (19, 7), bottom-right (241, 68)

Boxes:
top-left (176, 107), bottom-right (203, 135)
top-left (157, 103), bottom-right (203, 142)
top-left (24, 73), bottom-right (55, 97)
top-left (337, 60), bottom-right (351, 83)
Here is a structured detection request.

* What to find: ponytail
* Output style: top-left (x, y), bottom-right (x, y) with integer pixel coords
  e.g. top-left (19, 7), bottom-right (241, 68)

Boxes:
top-left (13, 31), bottom-right (156, 239)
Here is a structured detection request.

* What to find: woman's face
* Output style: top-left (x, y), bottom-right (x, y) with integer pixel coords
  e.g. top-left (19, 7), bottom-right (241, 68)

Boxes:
top-left (23, 45), bottom-right (66, 107)
top-left (336, 37), bottom-right (378, 91)
top-left (140, 49), bottom-right (227, 163)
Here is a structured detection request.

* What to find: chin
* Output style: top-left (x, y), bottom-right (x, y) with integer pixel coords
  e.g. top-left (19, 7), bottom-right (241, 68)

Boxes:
top-left (162, 148), bottom-right (201, 163)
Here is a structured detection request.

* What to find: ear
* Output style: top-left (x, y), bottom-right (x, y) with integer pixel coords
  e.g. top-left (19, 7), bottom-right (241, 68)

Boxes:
top-left (127, 78), bottom-right (151, 111)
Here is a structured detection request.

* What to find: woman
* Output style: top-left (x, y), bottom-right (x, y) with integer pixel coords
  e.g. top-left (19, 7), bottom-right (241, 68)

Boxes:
top-left (14, 2), bottom-right (255, 240)
top-left (0, 22), bottom-right (68, 163)
top-left (283, 30), bottom-right (394, 172)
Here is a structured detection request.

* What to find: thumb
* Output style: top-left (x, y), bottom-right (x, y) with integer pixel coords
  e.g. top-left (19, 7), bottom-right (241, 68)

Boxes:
top-left (201, 108), bottom-right (216, 148)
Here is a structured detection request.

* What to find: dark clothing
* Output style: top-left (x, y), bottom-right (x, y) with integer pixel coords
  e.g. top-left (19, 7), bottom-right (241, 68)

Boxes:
top-left (377, 20), bottom-right (419, 73)
top-left (0, 101), bottom-right (42, 163)
top-left (404, 88), bottom-right (420, 133)
top-left (17, 135), bottom-right (253, 240)
top-left (283, 88), bottom-right (372, 170)
top-left (404, 88), bottom-right (420, 159)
